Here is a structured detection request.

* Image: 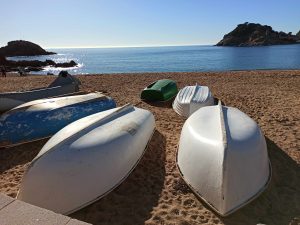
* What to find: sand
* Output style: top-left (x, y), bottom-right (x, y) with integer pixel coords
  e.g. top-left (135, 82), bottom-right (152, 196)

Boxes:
top-left (0, 70), bottom-right (299, 225)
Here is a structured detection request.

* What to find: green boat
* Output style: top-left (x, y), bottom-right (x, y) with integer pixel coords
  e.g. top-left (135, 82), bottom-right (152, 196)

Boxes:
top-left (141, 79), bottom-right (178, 102)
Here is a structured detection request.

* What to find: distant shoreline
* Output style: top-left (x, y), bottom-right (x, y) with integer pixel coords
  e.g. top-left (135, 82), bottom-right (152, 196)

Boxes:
top-left (7, 44), bottom-right (300, 75)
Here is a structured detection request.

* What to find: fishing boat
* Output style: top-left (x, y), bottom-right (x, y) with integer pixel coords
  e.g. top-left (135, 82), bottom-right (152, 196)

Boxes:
top-left (177, 102), bottom-right (271, 216)
top-left (0, 71), bottom-right (81, 112)
top-left (173, 84), bottom-right (215, 117)
top-left (141, 79), bottom-right (178, 102)
top-left (17, 104), bottom-right (155, 214)
top-left (0, 92), bottom-right (116, 148)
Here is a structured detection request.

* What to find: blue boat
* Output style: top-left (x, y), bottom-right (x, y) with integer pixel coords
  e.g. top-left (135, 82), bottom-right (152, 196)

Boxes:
top-left (0, 92), bottom-right (116, 148)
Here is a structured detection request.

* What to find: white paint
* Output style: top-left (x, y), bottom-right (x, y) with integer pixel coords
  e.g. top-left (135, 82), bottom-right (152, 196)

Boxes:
top-left (17, 105), bottom-right (155, 215)
top-left (8, 92), bottom-right (106, 112)
top-left (173, 84), bottom-right (214, 117)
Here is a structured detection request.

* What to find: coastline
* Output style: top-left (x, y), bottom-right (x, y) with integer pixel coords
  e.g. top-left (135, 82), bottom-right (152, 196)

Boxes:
top-left (0, 70), bottom-right (299, 225)
top-left (5, 44), bottom-right (300, 75)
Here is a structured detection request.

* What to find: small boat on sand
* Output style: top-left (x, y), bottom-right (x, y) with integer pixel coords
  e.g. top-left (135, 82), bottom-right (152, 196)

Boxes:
top-left (17, 104), bottom-right (155, 214)
top-left (177, 102), bottom-right (271, 216)
top-left (0, 92), bottom-right (116, 148)
top-left (141, 79), bottom-right (178, 102)
top-left (0, 72), bottom-right (81, 112)
top-left (173, 84), bottom-right (215, 117)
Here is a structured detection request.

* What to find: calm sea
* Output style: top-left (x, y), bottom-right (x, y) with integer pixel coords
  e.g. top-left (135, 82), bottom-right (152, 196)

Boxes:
top-left (8, 45), bottom-right (300, 75)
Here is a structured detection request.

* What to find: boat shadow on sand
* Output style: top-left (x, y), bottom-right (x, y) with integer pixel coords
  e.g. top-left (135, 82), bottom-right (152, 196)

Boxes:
top-left (174, 137), bottom-right (300, 225)
top-left (0, 139), bottom-right (49, 198)
top-left (71, 130), bottom-right (166, 225)
top-left (217, 137), bottom-right (299, 225)
top-left (141, 98), bottom-right (175, 108)
top-left (0, 140), bottom-right (48, 175)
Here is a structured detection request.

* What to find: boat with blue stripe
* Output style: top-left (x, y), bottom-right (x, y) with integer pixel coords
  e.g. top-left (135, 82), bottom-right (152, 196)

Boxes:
top-left (0, 92), bottom-right (116, 148)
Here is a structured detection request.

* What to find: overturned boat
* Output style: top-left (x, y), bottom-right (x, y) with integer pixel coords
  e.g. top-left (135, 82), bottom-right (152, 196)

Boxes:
top-left (0, 72), bottom-right (81, 112)
top-left (173, 84), bottom-right (214, 117)
top-left (177, 102), bottom-right (271, 216)
top-left (141, 79), bottom-right (178, 102)
top-left (17, 104), bottom-right (155, 214)
top-left (0, 92), bottom-right (116, 148)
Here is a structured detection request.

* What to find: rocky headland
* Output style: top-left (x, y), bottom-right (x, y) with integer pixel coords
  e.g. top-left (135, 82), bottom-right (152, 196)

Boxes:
top-left (216, 22), bottom-right (300, 47)
top-left (0, 40), bottom-right (77, 73)
top-left (0, 40), bottom-right (55, 57)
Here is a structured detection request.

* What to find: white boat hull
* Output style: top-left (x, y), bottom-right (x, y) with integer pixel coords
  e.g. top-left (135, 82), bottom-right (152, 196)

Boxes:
top-left (17, 105), bottom-right (155, 215)
top-left (173, 84), bottom-right (214, 117)
top-left (0, 73), bottom-right (80, 112)
top-left (177, 103), bottom-right (271, 216)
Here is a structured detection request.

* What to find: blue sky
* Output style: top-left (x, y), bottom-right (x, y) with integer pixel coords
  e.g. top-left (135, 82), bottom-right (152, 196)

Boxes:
top-left (1, 0), bottom-right (299, 48)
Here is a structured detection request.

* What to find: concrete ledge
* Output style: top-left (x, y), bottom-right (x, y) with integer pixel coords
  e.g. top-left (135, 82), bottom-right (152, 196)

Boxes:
top-left (0, 193), bottom-right (14, 210)
top-left (0, 194), bottom-right (91, 225)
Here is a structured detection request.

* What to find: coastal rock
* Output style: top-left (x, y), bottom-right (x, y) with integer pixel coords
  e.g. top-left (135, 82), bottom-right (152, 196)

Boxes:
top-left (0, 58), bottom-right (78, 72)
top-left (25, 66), bottom-right (44, 72)
top-left (0, 40), bottom-right (56, 57)
top-left (216, 22), bottom-right (300, 47)
top-left (55, 60), bottom-right (77, 68)
top-left (45, 59), bottom-right (56, 66)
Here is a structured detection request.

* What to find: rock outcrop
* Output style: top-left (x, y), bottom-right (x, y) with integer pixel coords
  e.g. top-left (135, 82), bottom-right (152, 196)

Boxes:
top-left (0, 57), bottom-right (77, 73)
top-left (0, 40), bottom-right (78, 73)
top-left (0, 40), bottom-right (55, 57)
top-left (216, 23), bottom-right (300, 47)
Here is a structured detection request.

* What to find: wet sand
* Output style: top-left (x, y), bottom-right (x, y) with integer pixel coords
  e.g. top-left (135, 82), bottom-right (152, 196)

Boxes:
top-left (0, 70), bottom-right (299, 225)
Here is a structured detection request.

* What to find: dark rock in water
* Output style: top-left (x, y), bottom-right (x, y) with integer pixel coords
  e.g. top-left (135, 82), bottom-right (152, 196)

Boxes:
top-left (0, 40), bottom-right (56, 57)
top-left (216, 22), bottom-right (300, 47)
top-left (0, 57), bottom-right (78, 73)
top-left (8, 60), bottom-right (48, 67)
top-left (55, 60), bottom-right (77, 68)
top-left (45, 59), bottom-right (56, 66)
top-left (25, 66), bottom-right (43, 72)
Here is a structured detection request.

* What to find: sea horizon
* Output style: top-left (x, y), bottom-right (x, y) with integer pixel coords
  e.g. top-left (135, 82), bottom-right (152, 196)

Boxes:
top-left (45, 43), bottom-right (215, 50)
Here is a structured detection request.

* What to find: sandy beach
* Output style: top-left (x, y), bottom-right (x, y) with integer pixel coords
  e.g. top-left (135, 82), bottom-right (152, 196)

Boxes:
top-left (0, 70), bottom-right (299, 225)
